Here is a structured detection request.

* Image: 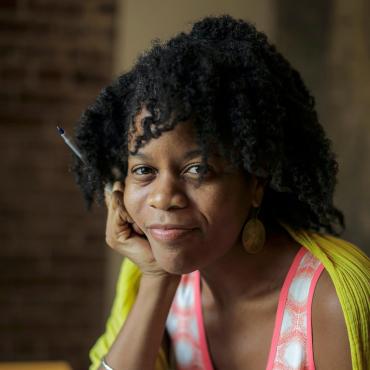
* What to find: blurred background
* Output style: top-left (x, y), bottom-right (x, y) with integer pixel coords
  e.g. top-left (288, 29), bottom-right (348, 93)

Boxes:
top-left (0, 0), bottom-right (369, 369)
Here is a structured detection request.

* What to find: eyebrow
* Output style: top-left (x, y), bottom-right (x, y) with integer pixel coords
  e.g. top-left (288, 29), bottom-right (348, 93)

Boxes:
top-left (130, 149), bottom-right (204, 161)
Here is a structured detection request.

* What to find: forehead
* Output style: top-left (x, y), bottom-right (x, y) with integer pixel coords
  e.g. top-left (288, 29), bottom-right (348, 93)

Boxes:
top-left (127, 106), bottom-right (231, 165)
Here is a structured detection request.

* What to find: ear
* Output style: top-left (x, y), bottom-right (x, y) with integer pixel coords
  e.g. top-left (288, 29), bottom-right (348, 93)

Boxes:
top-left (250, 175), bottom-right (266, 208)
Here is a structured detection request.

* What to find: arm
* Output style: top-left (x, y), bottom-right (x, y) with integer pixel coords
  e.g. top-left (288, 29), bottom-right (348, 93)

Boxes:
top-left (88, 258), bottom-right (172, 370)
top-left (99, 273), bottom-right (180, 370)
top-left (312, 269), bottom-right (352, 370)
top-left (92, 183), bottom-right (180, 370)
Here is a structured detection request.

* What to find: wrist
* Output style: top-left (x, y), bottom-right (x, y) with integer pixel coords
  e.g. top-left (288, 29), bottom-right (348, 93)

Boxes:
top-left (101, 357), bottom-right (114, 370)
top-left (139, 273), bottom-right (181, 296)
top-left (141, 272), bottom-right (181, 285)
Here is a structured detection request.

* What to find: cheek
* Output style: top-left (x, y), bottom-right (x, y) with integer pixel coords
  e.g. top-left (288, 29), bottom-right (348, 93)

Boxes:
top-left (202, 181), bottom-right (250, 222)
top-left (207, 205), bottom-right (246, 245)
top-left (200, 182), bottom-right (252, 243)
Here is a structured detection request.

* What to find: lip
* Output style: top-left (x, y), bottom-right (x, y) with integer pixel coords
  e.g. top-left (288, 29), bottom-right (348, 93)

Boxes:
top-left (148, 225), bottom-right (197, 242)
top-left (147, 224), bottom-right (196, 230)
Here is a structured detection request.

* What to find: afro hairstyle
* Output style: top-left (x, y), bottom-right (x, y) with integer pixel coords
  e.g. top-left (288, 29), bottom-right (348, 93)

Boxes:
top-left (71, 14), bottom-right (344, 235)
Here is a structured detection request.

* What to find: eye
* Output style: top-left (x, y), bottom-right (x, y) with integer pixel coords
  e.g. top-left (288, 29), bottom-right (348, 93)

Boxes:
top-left (132, 166), bottom-right (155, 176)
top-left (185, 164), bottom-right (210, 176)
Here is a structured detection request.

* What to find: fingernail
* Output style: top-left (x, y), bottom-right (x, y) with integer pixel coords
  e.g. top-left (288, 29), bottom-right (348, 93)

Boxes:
top-left (105, 183), bottom-right (113, 193)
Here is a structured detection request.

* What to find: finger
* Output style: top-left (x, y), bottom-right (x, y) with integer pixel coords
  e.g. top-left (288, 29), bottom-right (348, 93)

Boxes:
top-left (112, 192), bottom-right (132, 237)
top-left (112, 180), bottom-right (125, 193)
top-left (112, 190), bottom-right (124, 211)
top-left (106, 192), bottom-right (125, 240)
top-left (112, 190), bottom-right (135, 225)
top-left (106, 206), bottom-right (131, 247)
top-left (104, 182), bottom-right (113, 193)
top-left (132, 222), bottom-right (145, 235)
top-left (104, 187), bottom-right (113, 208)
top-left (116, 225), bottom-right (132, 243)
top-left (113, 199), bottom-right (142, 234)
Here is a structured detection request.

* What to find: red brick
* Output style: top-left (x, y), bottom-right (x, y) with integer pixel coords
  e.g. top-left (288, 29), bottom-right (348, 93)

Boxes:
top-left (0, 1), bottom-right (115, 368)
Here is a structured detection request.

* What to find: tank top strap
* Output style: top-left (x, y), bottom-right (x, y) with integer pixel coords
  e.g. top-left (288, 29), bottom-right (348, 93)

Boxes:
top-left (166, 272), bottom-right (208, 370)
top-left (266, 246), bottom-right (325, 370)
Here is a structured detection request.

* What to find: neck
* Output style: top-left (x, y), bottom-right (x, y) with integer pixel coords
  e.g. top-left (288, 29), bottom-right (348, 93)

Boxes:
top-left (199, 223), bottom-right (301, 311)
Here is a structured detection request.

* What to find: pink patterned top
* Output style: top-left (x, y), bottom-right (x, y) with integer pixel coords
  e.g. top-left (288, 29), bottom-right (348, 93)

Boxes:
top-left (165, 246), bottom-right (325, 370)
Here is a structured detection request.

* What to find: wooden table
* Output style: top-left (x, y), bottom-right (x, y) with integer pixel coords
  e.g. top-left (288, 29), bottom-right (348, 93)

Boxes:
top-left (0, 362), bottom-right (72, 370)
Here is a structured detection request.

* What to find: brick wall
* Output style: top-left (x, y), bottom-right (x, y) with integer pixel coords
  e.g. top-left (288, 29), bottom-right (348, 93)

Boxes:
top-left (0, 1), bottom-right (116, 369)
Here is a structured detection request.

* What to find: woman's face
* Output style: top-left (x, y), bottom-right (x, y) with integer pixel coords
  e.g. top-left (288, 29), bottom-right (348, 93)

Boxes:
top-left (123, 109), bottom-right (263, 274)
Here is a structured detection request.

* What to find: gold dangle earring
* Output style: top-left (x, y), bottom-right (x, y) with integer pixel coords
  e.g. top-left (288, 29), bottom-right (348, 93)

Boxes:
top-left (242, 206), bottom-right (266, 254)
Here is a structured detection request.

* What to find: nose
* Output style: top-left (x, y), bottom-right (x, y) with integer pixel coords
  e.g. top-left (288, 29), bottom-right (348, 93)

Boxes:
top-left (147, 173), bottom-right (188, 211)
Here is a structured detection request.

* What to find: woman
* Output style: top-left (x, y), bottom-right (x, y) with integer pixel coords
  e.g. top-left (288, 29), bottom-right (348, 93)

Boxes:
top-left (72, 15), bottom-right (369, 370)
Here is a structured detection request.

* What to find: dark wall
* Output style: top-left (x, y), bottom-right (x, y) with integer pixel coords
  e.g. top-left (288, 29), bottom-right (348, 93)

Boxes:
top-left (0, 1), bottom-right (116, 369)
top-left (275, 0), bottom-right (370, 253)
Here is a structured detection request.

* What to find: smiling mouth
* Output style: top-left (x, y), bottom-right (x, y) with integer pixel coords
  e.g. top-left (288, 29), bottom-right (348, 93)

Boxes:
top-left (149, 228), bottom-right (196, 242)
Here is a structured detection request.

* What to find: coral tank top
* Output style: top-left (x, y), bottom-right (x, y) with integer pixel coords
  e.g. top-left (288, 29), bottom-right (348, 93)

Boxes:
top-left (165, 246), bottom-right (324, 370)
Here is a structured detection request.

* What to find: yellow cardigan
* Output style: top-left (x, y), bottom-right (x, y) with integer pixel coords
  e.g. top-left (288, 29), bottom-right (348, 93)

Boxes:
top-left (89, 225), bottom-right (370, 370)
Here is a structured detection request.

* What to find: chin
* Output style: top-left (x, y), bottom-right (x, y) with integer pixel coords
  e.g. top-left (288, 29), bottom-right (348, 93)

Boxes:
top-left (154, 250), bottom-right (200, 275)
top-left (148, 234), bottom-right (211, 275)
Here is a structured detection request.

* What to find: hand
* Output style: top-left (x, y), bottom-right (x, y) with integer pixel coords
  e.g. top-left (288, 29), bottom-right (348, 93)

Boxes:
top-left (104, 181), bottom-right (172, 277)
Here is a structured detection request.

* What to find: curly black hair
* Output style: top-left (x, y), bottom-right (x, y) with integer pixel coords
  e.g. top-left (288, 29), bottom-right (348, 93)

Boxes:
top-left (72, 14), bottom-right (344, 235)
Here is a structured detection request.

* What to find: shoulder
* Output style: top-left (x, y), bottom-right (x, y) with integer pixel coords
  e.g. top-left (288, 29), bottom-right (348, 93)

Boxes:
top-left (311, 268), bottom-right (352, 370)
